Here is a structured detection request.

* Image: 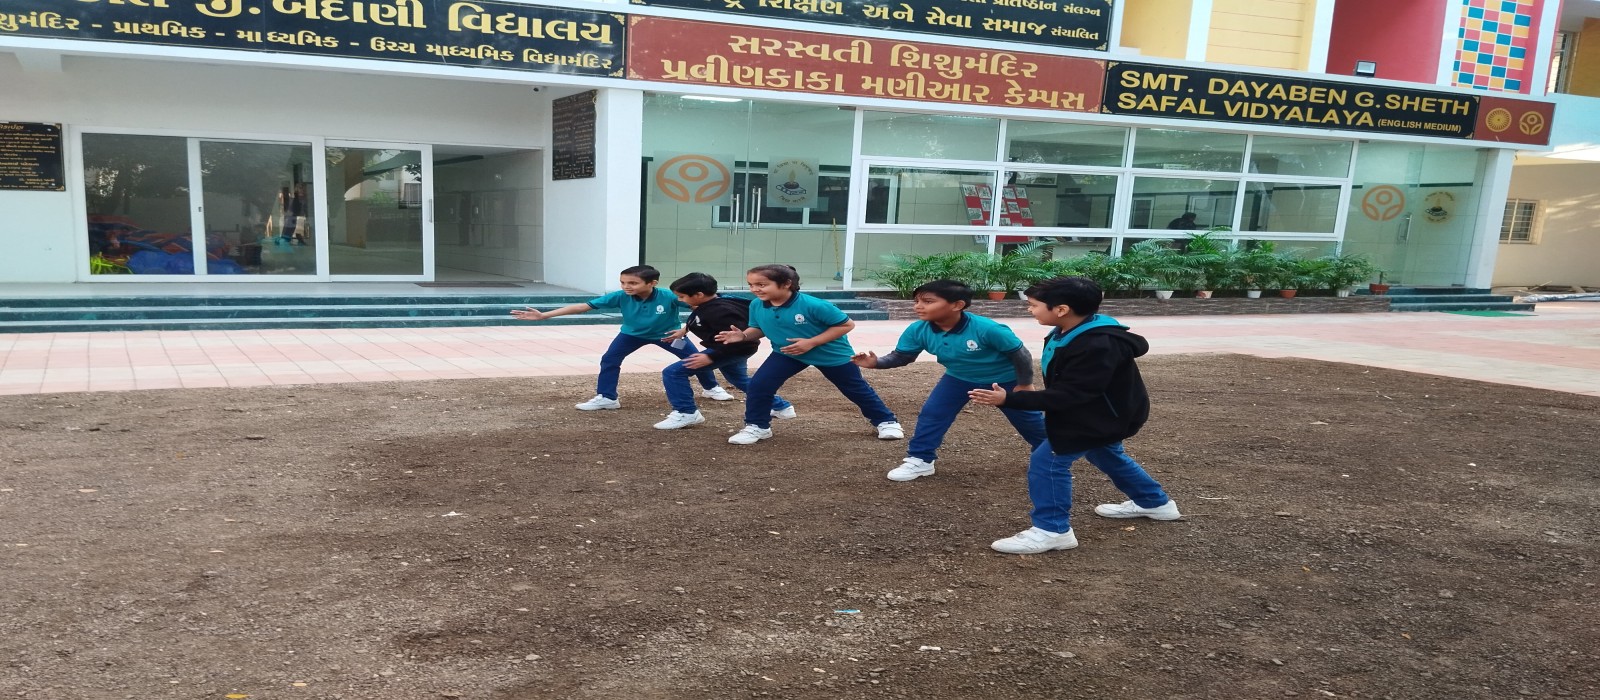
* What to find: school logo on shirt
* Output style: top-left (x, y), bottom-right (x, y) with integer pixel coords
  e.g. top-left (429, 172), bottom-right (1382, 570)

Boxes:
top-left (794, 313), bottom-right (806, 324)
top-left (655, 304), bottom-right (666, 314)
top-left (966, 339), bottom-right (980, 351)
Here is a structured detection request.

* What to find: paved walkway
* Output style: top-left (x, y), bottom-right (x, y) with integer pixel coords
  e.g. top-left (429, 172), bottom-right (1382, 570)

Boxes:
top-left (2, 303), bottom-right (1598, 397)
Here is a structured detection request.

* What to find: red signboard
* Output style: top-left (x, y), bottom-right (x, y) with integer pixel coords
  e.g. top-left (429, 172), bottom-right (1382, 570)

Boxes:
top-left (627, 16), bottom-right (1104, 114)
top-left (1473, 95), bottom-right (1555, 146)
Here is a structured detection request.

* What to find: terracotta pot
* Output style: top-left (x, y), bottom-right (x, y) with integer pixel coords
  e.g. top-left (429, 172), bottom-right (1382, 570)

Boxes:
top-left (986, 290), bottom-right (1007, 300)
top-left (1279, 289), bottom-right (1298, 298)
top-left (1194, 290), bottom-right (1213, 299)
top-left (1369, 283), bottom-right (1391, 296)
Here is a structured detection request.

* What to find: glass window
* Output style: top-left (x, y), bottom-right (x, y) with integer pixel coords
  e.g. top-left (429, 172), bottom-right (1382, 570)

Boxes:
top-left (326, 146), bottom-right (424, 276)
top-left (1500, 200), bottom-right (1538, 243)
top-left (1240, 181), bottom-right (1342, 234)
top-left (861, 111), bottom-right (1000, 161)
top-left (1005, 121), bottom-right (1127, 168)
top-left (200, 141), bottom-right (316, 275)
top-left (82, 134), bottom-right (196, 275)
top-left (1002, 172), bottom-right (1118, 229)
top-left (1131, 177), bottom-right (1240, 231)
top-left (1132, 128), bottom-right (1246, 173)
top-left (1249, 136), bottom-right (1353, 178)
top-left (864, 166), bottom-right (998, 226)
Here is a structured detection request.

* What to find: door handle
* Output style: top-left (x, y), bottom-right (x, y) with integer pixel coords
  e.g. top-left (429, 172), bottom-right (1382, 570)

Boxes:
top-left (730, 193), bottom-right (741, 234)
top-left (752, 187), bottom-right (762, 228)
top-left (1399, 213), bottom-right (1411, 242)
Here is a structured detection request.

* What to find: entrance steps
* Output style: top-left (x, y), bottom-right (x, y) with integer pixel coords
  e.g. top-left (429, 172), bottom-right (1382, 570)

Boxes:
top-left (0, 291), bottom-right (887, 333)
top-left (1378, 287), bottom-right (1535, 313)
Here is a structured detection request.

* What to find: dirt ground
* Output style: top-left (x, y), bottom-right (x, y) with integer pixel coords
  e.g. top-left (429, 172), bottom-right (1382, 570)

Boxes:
top-left (1, 355), bottom-right (1596, 700)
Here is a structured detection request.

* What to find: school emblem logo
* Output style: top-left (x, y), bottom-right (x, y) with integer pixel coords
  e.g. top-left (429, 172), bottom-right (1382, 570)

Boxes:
top-left (655, 304), bottom-right (665, 314)
top-left (966, 339), bottom-right (980, 351)
top-left (794, 314), bottom-right (806, 324)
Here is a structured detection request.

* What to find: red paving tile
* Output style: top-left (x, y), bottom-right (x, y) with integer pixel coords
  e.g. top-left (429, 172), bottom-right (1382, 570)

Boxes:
top-left (1, 303), bottom-right (1597, 397)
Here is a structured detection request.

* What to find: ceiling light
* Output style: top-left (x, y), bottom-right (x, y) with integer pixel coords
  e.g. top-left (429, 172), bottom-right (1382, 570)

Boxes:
top-left (681, 95), bottom-right (741, 103)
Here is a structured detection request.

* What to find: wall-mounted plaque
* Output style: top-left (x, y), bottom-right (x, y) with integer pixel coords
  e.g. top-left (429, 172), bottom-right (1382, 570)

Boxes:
top-left (0, 122), bottom-right (65, 191)
top-left (552, 90), bottom-right (598, 181)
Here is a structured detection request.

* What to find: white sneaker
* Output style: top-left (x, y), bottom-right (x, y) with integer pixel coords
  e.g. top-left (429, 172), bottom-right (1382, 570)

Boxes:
top-left (575, 395), bottom-right (620, 411)
top-left (770, 405), bottom-right (797, 420)
top-left (653, 410), bottom-right (705, 430)
top-left (700, 386), bottom-right (736, 401)
top-left (875, 421), bottom-right (904, 440)
top-left (1094, 499), bottom-right (1182, 520)
top-left (991, 527), bottom-right (1078, 555)
top-left (728, 425), bottom-right (773, 445)
top-left (886, 457), bottom-right (935, 482)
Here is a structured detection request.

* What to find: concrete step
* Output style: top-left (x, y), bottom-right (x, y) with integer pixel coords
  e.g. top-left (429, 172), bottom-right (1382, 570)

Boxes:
top-left (1380, 287), bottom-right (1493, 296)
top-left (1388, 301), bottom-right (1537, 313)
top-left (0, 300), bottom-right (882, 323)
top-left (1378, 294), bottom-right (1518, 305)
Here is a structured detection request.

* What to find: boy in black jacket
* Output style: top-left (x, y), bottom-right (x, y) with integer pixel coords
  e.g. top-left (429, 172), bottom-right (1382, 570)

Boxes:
top-left (655, 273), bottom-right (795, 430)
top-left (969, 276), bottom-right (1180, 555)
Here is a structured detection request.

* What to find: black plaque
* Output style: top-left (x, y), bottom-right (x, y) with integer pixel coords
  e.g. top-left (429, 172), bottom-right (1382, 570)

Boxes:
top-left (1103, 62), bottom-right (1481, 139)
top-left (552, 90), bottom-right (598, 181)
top-left (0, 122), bottom-right (65, 191)
top-left (631, 0), bottom-right (1112, 51)
top-left (0, 0), bottom-right (625, 77)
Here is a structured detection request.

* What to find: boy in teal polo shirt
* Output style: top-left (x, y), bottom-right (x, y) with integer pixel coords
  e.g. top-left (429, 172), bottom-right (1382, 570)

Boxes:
top-left (715, 264), bottom-right (902, 445)
top-left (854, 280), bottom-right (1046, 481)
top-left (511, 264), bottom-right (730, 410)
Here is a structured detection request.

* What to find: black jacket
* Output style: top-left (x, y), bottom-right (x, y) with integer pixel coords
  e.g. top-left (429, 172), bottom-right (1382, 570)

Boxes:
top-left (684, 296), bottom-right (760, 359)
top-left (1003, 323), bottom-right (1151, 454)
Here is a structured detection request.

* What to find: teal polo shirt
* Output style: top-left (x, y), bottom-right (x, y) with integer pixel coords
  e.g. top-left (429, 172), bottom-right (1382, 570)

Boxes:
top-left (750, 292), bottom-right (856, 367)
top-left (588, 287), bottom-right (686, 339)
top-left (895, 312), bottom-right (1025, 384)
top-left (1040, 315), bottom-right (1125, 372)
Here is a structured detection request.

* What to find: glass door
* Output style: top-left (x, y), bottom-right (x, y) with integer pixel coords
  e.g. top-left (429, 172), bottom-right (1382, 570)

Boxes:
top-left (325, 142), bottom-right (433, 278)
top-left (641, 95), bottom-right (854, 288)
top-left (1344, 142), bottom-right (1488, 287)
top-left (198, 140), bottom-right (317, 276)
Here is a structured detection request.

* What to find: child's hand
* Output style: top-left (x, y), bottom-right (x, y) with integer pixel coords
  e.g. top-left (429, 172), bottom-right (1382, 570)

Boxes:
top-left (714, 325), bottom-right (747, 344)
top-left (662, 328), bottom-right (687, 342)
top-left (851, 351), bottom-right (879, 368)
top-left (968, 384), bottom-right (1008, 406)
top-left (780, 337), bottom-right (818, 355)
top-left (681, 353), bottom-right (712, 370)
top-left (510, 307), bottom-right (547, 321)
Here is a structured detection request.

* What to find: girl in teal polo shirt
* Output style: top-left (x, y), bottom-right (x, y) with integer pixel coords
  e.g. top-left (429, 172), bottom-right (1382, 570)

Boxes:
top-left (511, 265), bottom-right (728, 410)
top-left (716, 264), bottom-right (902, 445)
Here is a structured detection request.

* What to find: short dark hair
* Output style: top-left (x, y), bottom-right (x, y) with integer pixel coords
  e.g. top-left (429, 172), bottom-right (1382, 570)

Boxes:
top-left (669, 272), bottom-right (718, 296)
top-left (1024, 276), bottom-right (1102, 316)
top-left (747, 264), bottom-right (800, 290)
top-left (911, 279), bottom-right (972, 310)
top-left (620, 265), bottom-right (660, 283)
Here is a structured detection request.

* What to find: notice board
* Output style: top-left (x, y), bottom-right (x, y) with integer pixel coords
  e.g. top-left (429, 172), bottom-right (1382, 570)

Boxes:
top-left (552, 90), bottom-right (598, 181)
top-left (0, 122), bottom-right (65, 191)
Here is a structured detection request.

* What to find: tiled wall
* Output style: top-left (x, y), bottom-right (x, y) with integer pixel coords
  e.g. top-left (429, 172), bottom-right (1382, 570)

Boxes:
top-left (1452, 0), bottom-right (1540, 93)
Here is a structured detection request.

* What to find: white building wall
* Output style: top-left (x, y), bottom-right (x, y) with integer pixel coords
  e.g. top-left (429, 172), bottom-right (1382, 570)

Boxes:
top-left (1496, 160), bottom-right (1600, 287)
top-left (542, 89), bottom-right (643, 293)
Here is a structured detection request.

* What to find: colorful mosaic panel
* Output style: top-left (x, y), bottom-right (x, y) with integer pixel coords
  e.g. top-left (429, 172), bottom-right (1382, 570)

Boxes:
top-left (1452, 0), bottom-right (1539, 92)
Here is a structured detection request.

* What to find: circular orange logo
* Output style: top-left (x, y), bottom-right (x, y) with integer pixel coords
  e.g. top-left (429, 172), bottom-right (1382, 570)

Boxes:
top-left (1484, 107), bottom-right (1512, 133)
top-left (1518, 111), bottom-right (1546, 136)
top-left (1361, 185), bottom-right (1406, 221)
top-left (655, 155), bottom-right (731, 204)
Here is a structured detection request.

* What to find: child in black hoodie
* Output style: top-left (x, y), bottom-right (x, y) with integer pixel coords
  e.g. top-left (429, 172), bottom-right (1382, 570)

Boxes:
top-left (969, 276), bottom-right (1181, 555)
top-left (654, 273), bottom-right (795, 430)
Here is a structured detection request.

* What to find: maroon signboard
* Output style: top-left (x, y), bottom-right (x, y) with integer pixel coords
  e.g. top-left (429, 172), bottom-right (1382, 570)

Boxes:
top-left (627, 16), bottom-right (1104, 114)
top-left (1473, 95), bottom-right (1555, 146)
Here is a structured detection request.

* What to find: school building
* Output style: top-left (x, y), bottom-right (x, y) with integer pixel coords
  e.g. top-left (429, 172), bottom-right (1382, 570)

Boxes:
top-left (0, 0), bottom-right (1577, 295)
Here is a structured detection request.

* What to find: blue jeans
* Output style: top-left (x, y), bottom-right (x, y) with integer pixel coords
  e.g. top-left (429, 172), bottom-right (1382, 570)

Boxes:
top-left (662, 353), bottom-right (791, 414)
top-left (596, 333), bottom-right (716, 400)
top-left (907, 374), bottom-right (1046, 463)
top-left (743, 353), bottom-right (896, 430)
top-left (1027, 440), bottom-right (1170, 534)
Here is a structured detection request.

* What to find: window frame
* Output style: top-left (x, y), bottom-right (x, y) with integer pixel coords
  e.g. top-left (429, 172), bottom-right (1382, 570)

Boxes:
top-left (1499, 199), bottom-right (1540, 244)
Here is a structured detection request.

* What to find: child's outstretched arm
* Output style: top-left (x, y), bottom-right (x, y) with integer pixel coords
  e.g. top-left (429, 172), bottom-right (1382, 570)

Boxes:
top-left (510, 302), bottom-right (590, 322)
top-left (852, 349), bottom-right (920, 370)
top-left (715, 325), bottom-right (765, 344)
top-left (781, 319), bottom-right (852, 355)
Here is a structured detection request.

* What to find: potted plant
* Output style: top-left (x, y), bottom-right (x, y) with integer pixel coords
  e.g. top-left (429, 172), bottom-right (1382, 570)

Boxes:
top-left (1180, 231), bottom-right (1229, 298)
top-left (1324, 253), bottom-right (1381, 297)
top-left (1122, 239), bottom-right (1194, 300)
top-left (1368, 270), bottom-right (1391, 296)
top-left (975, 241), bottom-right (1053, 299)
top-left (1231, 241), bottom-right (1279, 298)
